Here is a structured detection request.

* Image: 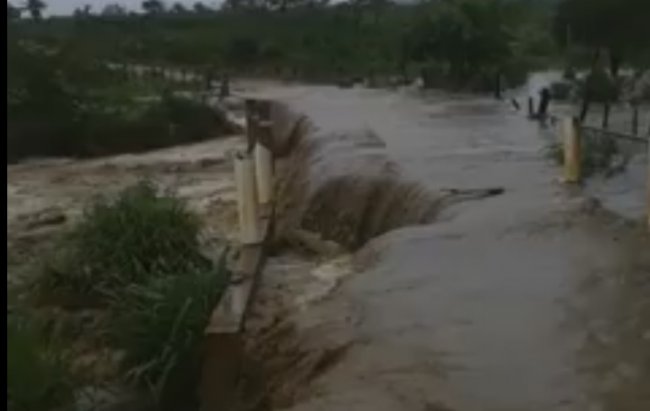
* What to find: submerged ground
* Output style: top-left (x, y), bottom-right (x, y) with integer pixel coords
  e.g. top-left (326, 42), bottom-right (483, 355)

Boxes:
top-left (245, 76), bottom-right (650, 411)
top-left (7, 76), bottom-right (649, 411)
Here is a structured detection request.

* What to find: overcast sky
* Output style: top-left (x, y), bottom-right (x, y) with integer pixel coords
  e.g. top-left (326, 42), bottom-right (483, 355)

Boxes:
top-left (43, 0), bottom-right (224, 15)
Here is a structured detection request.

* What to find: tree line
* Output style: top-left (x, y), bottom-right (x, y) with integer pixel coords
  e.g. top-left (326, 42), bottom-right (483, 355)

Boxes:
top-left (7, 0), bottom-right (650, 97)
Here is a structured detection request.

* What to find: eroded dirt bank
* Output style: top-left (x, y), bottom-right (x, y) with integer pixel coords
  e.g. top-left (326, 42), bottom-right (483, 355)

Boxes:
top-left (242, 84), bottom-right (650, 411)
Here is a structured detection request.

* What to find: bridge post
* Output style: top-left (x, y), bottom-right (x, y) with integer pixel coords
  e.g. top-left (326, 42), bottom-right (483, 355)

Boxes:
top-left (233, 152), bottom-right (261, 245)
top-left (562, 116), bottom-right (581, 184)
top-left (255, 101), bottom-right (274, 208)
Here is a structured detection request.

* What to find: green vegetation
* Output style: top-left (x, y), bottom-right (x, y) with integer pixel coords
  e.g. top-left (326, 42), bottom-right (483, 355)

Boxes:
top-left (7, 0), bottom-right (560, 90)
top-left (554, 0), bottom-right (650, 74)
top-left (545, 133), bottom-right (623, 179)
top-left (40, 181), bottom-right (210, 299)
top-left (7, 23), bottom-right (232, 164)
top-left (554, 0), bottom-right (650, 119)
top-left (113, 262), bottom-right (227, 403)
top-left (408, 0), bottom-right (540, 90)
top-left (10, 182), bottom-right (229, 410)
top-left (7, 313), bottom-right (74, 411)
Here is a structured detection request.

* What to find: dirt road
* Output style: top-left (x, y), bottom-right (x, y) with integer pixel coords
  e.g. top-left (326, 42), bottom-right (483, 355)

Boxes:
top-left (246, 81), bottom-right (650, 411)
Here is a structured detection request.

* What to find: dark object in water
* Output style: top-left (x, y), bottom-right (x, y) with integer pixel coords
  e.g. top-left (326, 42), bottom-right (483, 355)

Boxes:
top-left (537, 87), bottom-right (551, 118)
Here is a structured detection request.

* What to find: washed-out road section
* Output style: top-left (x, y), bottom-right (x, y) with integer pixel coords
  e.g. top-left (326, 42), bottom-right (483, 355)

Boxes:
top-left (245, 79), bottom-right (650, 411)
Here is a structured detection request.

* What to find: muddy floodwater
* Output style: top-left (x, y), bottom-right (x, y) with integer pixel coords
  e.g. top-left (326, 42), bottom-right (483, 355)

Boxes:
top-left (245, 76), bottom-right (650, 411)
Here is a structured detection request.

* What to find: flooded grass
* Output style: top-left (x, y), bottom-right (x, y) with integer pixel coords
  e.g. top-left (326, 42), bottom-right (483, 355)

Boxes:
top-left (36, 180), bottom-right (210, 301)
top-left (545, 133), bottom-right (627, 179)
top-left (9, 181), bottom-right (230, 410)
top-left (112, 257), bottom-right (228, 407)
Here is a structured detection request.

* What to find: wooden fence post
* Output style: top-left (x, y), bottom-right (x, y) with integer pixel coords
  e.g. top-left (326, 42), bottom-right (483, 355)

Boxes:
top-left (602, 103), bottom-right (610, 129)
top-left (563, 116), bottom-right (581, 184)
top-left (646, 140), bottom-right (650, 230)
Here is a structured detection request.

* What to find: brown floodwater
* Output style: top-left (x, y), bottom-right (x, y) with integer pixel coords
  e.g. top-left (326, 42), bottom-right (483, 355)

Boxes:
top-left (242, 74), bottom-right (650, 411)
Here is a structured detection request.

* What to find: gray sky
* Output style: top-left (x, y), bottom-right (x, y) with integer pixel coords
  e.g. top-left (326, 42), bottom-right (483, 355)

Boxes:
top-left (43, 0), bottom-right (224, 16)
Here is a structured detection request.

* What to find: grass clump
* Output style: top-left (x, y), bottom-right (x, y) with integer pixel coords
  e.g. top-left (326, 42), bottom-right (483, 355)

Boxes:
top-left (111, 253), bottom-right (229, 404)
top-left (7, 313), bottom-right (74, 411)
top-left (41, 181), bottom-right (210, 300)
top-left (545, 133), bottom-right (624, 179)
top-left (28, 181), bottom-right (230, 408)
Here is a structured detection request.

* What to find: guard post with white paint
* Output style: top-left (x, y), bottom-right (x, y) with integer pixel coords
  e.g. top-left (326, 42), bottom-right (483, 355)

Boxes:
top-left (562, 116), bottom-right (581, 184)
top-left (233, 151), bottom-right (261, 245)
top-left (254, 141), bottom-right (273, 207)
top-left (254, 100), bottom-right (274, 208)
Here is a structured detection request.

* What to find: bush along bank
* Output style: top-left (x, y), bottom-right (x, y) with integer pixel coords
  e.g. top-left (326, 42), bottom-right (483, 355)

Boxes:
top-left (8, 181), bottom-right (229, 411)
top-left (7, 39), bottom-right (237, 164)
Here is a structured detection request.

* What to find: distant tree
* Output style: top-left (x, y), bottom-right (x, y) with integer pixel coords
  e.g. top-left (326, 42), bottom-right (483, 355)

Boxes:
top-left (25, 0), bottom-right (45, 20)
top-left (7, 2), bottom-right (21, 19)
top-left (101, 3), bottom-right (126, 16)
top-left (409, 0), bottom-right (514, 83)
top-left (142, 0), bottom-right (166, 15)
top-left (192, 2), bottom-right (212, 13)
top-left (224, 36), bottom-right (261, 65)
top-left (73, 4), bottom-right (92, 18)
top-left (262, 0), bottom-right (328, 12)
top-left (171, 2), bottom-right (187, 13)
top-left (555, 0), bottom-right (650, 76)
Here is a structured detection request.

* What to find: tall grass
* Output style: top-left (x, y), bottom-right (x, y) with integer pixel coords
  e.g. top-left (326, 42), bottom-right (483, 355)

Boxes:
top-left (40, 181), bottom-right (210, 300)
top-left (7, 314), bottom-right (74, 411)
top-left (111, 254), bottom-right (229, 404)
top-left (31, 181), bottom-right (230, 408)
top-left (545, 133), bottom-right (623, 179)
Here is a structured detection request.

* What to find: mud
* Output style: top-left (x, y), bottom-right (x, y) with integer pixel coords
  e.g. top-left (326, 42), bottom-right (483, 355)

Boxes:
top-left (242, 78), bottom-right (650, 411)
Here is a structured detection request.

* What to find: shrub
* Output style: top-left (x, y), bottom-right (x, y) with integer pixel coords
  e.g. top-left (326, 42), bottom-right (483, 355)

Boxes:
top-left (7, 313), bottom-right (74, 411)
top-left (40, 181), bottom-right (210, 299)
top-left (545, 132), bottom-right (623, 178)
top-left (7, 39), bottom-right (230, 163)
top-left (580, 68), bottom-right (620, 103)
top-left (111, 253), bottom-right (229, 404)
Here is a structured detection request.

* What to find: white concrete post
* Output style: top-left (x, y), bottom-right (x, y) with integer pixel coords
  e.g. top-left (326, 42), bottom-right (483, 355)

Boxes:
top-left (229, 275), bottom-right (246, 318)
top-left (233, 152), bottom-right (261, 244)
top-left (254, 143), bottom-right (273, 206)
top-left (562, 116), bottom-right (581, 184)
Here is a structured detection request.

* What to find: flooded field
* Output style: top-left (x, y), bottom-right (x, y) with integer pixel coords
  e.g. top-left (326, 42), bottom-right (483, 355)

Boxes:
top-left (245, 76), bottom-right (650, 411)
top-left (7, 137), bottom-right (243, 290)
top-left (6, 75), bottom-right (649, 411)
